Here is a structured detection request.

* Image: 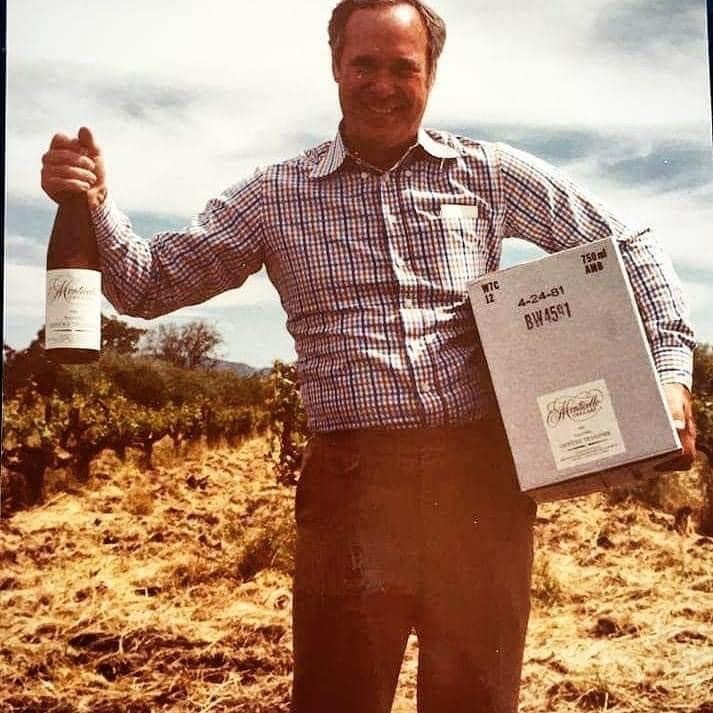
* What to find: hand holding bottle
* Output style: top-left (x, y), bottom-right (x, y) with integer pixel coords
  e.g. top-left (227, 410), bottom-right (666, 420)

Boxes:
top-left (43, 127), bottom-right (103, 363)
top-left (41, 127), bottom-right (107, 209)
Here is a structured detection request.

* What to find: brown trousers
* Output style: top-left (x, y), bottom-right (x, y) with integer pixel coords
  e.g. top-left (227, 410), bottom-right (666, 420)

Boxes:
top-left (290, 418), bottom-right (536, 713)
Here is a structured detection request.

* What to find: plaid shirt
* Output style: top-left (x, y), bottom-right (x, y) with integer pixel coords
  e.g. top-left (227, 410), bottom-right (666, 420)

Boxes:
top-left (94, 128), bottom-right (694, 432)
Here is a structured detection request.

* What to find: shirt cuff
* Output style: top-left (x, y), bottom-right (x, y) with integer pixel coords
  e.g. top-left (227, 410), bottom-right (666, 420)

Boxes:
top-left (652, 346), bottom-right (694, 390)
top-left (90, 195), bottom-right (123, 244)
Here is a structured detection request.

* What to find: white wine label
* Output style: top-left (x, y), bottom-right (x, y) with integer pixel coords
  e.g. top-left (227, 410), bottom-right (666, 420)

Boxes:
top-left (537, 378), bottom-right (626, 471)
top-left (45, 269), bottom-right (101, 350)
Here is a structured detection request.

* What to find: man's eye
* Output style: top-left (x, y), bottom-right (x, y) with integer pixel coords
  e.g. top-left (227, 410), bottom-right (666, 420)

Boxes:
top-left (394, 63), bottom-right (419, 78)
top-left (353, 60), bottom-right (376, 74)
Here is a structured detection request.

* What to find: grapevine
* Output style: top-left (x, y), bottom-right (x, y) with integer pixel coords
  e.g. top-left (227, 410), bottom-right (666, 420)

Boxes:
top-left (264, 361), bottom-right (309, 486)
top-left (2, 356), bottom-right (266, 514)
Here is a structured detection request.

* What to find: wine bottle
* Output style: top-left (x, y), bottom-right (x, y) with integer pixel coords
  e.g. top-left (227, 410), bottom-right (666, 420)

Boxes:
top-left (45, 193), bottom-right (101, 363)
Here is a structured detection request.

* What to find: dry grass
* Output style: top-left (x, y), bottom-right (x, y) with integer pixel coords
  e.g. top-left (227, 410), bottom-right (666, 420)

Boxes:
top-left (1, 438), bottom-right (294, 712)
top-left (1, 440), bottom-right (712, 712)
top-left (518, 463), bottom-right (713, 713)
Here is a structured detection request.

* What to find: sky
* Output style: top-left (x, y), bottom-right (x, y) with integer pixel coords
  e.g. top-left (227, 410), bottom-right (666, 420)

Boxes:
top-left (5, 0), bottom-right (712, 368)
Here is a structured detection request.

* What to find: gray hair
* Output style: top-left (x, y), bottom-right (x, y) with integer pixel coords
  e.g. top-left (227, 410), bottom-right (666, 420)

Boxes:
top-left (328, 0), bottom-right (447, 78)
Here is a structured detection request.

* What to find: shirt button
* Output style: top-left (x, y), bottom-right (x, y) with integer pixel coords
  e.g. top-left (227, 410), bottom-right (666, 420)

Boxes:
top-left (404, 169), bottom-right (413, 177)
top-left (388, 215), bottom-right (398, 225)
top-left (360, 171), bottom-right (369, 179)
top-left (421, 382), bottom-right (432, 393)
top-left (404, 298), bottom-right (414, 309)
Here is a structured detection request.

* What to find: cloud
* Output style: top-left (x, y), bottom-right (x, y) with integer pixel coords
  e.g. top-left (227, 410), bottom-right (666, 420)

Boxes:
top-left (5, 198), bottom-right (55, 241)
top-left (446, 124), bottom-right (608, 164)
top-left (3, 264), bottom-right (49, 354)
top-left (600, 141), bottom-right (713, 193)
top-left (4, 264), bottom-right (45, 319)
top-left (94, 83), bottom-right (199, 124)
top-left (444, 123), bottom-right (712, 194)
top-left (592, 0), bottom-right (705, 56)
top-left (6, 55), bottom-right (338, 215)
top-left (430, 0), bottom-right (708, 131)
top-left (5, 234), bottom-right (47, 267)
top-left (7, 64), bottom-right (203, 135)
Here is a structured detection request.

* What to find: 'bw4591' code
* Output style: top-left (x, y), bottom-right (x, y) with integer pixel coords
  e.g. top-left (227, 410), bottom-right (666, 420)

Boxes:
top-left (524, 302), bottom-right (572, 330)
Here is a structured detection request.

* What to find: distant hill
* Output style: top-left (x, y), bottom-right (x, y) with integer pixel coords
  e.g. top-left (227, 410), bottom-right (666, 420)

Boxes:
top-left (204, 358), bottom-right (272, 377)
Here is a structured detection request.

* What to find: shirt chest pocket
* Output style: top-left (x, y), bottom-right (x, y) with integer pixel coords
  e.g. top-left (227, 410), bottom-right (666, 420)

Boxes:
top-left (410, 205), bottom-right (492, 288)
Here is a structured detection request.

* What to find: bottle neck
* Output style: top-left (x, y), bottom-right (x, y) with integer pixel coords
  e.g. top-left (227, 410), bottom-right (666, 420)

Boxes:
top-left (47, 191), bottom-right (100, 269)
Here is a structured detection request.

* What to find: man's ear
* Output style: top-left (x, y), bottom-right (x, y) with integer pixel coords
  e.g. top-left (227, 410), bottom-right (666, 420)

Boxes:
top-left (332, 54), bottom-right (341, 82)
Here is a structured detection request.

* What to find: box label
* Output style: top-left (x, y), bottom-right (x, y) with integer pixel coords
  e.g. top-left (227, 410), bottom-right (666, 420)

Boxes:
top-left (537, 378), bottom-right (626, 470)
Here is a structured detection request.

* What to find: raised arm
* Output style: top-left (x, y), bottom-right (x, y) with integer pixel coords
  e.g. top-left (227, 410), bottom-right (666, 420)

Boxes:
top-left (41, 128), bottom-right (265, 319)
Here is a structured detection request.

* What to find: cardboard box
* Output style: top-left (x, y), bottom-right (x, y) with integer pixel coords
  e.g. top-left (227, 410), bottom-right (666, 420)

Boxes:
top-left (467, 237), bottom-right (681, 502)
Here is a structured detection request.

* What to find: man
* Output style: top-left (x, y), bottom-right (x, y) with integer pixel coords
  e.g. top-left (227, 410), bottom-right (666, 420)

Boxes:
top-left (41, 1), bottom-right (696, 710)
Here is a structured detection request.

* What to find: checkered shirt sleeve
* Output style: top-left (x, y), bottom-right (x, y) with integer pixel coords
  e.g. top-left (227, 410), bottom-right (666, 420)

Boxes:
top-left (497, 143), bottom-right (695, 386)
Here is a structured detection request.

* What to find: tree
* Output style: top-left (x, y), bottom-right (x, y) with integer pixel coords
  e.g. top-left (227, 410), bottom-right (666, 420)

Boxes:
top-left (101, 314), bottom-right (146, 354)
top-left (180, 320), bottom-right (223, 369)
top-left (143, 320), bottom-right (223, 369)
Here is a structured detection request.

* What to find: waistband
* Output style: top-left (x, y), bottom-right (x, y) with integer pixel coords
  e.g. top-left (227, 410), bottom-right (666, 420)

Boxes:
top-left (314, 417), bottom-right (504, 453)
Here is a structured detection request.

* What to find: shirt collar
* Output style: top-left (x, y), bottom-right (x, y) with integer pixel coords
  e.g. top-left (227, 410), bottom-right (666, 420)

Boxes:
top-left (310, 127), bottom-right (459, 178)
top-left (418, 128), bottom-right (459, 159)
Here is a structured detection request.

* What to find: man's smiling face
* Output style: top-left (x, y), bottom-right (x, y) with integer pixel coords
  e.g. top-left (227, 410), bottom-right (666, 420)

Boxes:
top-left (333, 2), bottom-right (433, 168)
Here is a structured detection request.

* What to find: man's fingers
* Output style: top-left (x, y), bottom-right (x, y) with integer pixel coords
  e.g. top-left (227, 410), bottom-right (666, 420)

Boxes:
top-left (49, 133), bottom-right (78, 150)
top-left (667, 401), bottom-right (685, 427)
top-left (44, 163), bottom-right (97, 185)
top-left (673, 411), bottom-right (697, 468)
top-left (658, 383), bottom-right (697, 470)
top-left (41, 146), bottom-right (98, 200)
top-left (42, 149), bottom-right (96, 171)
top-left (42, 154), bottom-right (98, 189)
top-left (48, 128), bottom-right (101, 158)
top-left (655, 419), bottom-right (696, 471)
top-left (43, 129), bottom-right (106, 207)
top-left (681, 392), bottom-right (697, 460)
top-left (78, 126), bottom-right (101, 157)
top-left (681, 416), bottom-right (697, 451)
top-left (42, 177), bottom-right (94, 195)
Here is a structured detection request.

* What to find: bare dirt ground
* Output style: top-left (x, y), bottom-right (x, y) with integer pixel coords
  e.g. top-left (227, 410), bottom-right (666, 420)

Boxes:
top-left (1, 437), bottom-right (712, 712)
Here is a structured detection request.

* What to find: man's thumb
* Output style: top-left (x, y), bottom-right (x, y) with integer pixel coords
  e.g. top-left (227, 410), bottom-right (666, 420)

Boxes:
top-left (78, 126), bottom-right (100, 156)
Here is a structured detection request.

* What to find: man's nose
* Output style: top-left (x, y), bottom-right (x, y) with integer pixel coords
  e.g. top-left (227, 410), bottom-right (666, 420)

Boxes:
top-left (365, 70), bottom-right (397, 97)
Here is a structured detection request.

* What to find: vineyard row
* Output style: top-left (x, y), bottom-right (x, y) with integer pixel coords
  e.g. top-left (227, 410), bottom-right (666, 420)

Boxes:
top-left (2, 389), bottom-right (265, 507)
